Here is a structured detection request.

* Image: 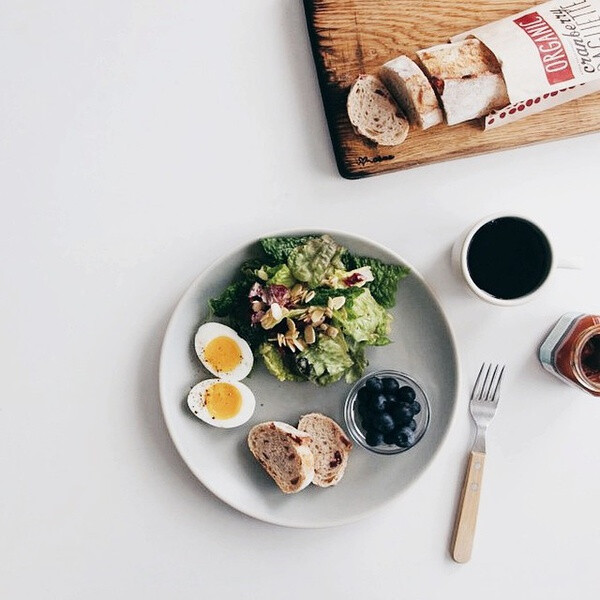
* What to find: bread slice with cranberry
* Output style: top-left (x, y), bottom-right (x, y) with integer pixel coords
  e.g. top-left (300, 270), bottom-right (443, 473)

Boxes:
top-left (379, 55), bottom-right (443, 130)
top-left (416, 38), bottom-right (509, 126)
top-left (297, 413), bottom-right (353, 487)
top-left (346, 74), bottom-right (409, 146)
top-left (247, 421), bottom-right (315, 494)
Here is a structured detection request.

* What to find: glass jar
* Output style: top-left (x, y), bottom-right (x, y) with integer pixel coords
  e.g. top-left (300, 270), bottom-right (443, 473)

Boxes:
top-left (539, 313), bottom-right (600, 396)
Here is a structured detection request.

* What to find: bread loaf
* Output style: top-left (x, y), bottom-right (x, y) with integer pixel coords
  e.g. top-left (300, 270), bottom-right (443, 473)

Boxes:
top-left (247, 421), bottom-right (315, 494)
top-left (346, 74), bottom-right (409, 146)
top-left (416, 39), bottom-right (509, 126)
top-left (297, 413), bottom-right (352, 487)
top-left (379, 55), bottom-right (443, 130)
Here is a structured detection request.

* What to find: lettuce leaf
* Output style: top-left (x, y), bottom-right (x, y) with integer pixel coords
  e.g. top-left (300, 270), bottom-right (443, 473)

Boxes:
top-left (287, 235), bottom-right (346, 288)
top-left (209, 281), bottom-right (248, 317)
top-left (260, 236), bottom-right (318, 263)
top-left (345, 255), bottom-right (409, 308)
top-left (345, 339), bottom-right (368, 383)
top-left (265, 264), bottom-right (296, 288)
top-left (333, 288), bottom-right (392, 346)
top-left (259, 343), bottom-right (304, 382)
top-left (296, 334), bottom-right (354, 386)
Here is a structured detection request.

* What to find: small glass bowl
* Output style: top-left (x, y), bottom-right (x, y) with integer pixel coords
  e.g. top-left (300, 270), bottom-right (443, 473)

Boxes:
top-left (344, 369), bottom-right (431, 455)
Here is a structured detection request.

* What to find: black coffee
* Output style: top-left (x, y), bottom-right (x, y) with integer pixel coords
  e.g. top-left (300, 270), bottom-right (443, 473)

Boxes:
top-left (466, 217), bottom-right (552, 300)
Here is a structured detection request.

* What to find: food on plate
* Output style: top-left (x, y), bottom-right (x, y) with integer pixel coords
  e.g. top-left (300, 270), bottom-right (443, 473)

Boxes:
top-left (209, 234), bottom-right (409, 386)
top-left (194, 322), bottom-right (253, 380)
top-left (356, 375), bottom-right (422, 449)
top-left (297, 413), bottom-right (353, 487)
top-left (346, 74), bottom-right (409, 146)
top-left (187, 378), bottom-right (256, 428)
top-left (416, 39), bottom-right (509, 126)
top-left (247, 421), bottom-right (315, 493)
top-left (379, 55), bottom-right (443, 130)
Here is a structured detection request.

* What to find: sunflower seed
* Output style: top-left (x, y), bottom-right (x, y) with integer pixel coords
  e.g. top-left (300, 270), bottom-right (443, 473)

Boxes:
top-left (311, 308), bottom-right (325, 323)
top-left (304, 325), bottom-right (316, 344)
top-left (304, 290), bottom-right (316, 303)
top-left (326, 326), bottom-right (339, 338)
top-left (331, 296), bottom-right (346, 310)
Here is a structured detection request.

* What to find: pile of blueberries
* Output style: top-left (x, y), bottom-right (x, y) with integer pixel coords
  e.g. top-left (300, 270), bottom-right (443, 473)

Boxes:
top-left (356, 375), bottom-right (422, 449)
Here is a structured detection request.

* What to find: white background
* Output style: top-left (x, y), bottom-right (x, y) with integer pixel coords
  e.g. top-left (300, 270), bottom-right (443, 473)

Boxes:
top-left (2, 1), bottom-right (599, 598)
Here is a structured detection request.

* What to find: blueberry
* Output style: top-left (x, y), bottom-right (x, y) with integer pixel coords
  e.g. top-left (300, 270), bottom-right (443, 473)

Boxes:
top-left (390, 403), bottom-right (414, 425)
top-left (411, 401), bottom-right (421, 415)
top-left (382, 377), bottom-right (400, 394)
top-left (371, 412), bottom-right (395, 433)
top-left (357, 396), bottom-right (370, 418)
top-left (359, 413), bottom-right (372, 430)
top-left (365, 377), bottom-right (383, 394)
top-left (370, 393), bottom-right (387, 413)
top-left (395, 427), bottom-right (415, 448)
top-left (357, 387), bottom-right (370, 402)
top-left (383, 431), bottom-right (397, 445)
top-left (366, 430), bottom-right (384, 447)
top-left (398, 386), bottom-right (416, 402)
top-left (408, 419), bottom-right (417, 431)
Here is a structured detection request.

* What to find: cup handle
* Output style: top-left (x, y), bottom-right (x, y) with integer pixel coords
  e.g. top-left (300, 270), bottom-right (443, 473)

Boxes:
top-left (556, 257), bottom-right (584, 270)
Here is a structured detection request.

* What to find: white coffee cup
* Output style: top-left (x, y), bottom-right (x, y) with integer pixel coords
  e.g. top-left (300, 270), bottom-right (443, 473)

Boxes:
top-left (451, 213), bottom-right (579, 306)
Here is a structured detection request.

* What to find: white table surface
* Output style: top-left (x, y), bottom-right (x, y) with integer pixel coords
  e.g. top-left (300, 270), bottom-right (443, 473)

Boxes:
top-left (2, 2), bottom-right (600, 598)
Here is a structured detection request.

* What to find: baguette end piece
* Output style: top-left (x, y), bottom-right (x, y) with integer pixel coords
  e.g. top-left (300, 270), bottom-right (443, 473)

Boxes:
top-left (347, 74), bottom-right (409, 146)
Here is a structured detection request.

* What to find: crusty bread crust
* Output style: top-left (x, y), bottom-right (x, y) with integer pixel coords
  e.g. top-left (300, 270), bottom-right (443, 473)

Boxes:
top-left (248, 422), bottom-right (315, 494)
top-left (346, 74), bottom-right (409, 146)
top-left (416, 39), bottom-right (509, 126)
top-left (297, 413), bottom-right (352, 488)
top-left (379, 56), bottom-right (443, 130)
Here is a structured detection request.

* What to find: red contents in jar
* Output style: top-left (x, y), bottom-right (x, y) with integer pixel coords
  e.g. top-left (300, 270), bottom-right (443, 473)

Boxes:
top-left (581, 335), bottom-right (600, 382)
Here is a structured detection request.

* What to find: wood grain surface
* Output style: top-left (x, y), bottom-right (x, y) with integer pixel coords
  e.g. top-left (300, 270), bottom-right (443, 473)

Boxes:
top-left (303, 0), bottom-right (600, 178)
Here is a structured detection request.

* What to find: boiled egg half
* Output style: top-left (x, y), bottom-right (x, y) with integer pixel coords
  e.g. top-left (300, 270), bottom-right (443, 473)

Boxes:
top-left (194, 322), bottom-right (253, 381)
top-left (187, 378), bottom-right (256, 428)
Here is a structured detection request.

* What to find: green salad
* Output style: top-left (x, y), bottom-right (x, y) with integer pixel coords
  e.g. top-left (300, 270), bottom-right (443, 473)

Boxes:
top-left (209, 235), bottom-right (409, 386)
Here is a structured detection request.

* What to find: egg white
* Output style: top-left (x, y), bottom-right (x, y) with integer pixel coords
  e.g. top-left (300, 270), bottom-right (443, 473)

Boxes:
top-left (194, 322), bottom-right (253, 381)
top-left (187, 378), bottom-right (256, 429)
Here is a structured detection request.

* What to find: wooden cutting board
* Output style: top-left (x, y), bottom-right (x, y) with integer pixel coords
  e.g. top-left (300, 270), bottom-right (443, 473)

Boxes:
top-left (304, 0), bottom-right (600, 178)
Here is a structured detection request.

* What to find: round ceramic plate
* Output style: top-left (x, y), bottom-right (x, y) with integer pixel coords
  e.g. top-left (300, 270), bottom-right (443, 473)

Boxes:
top-left (159, 230), bottom-right (459, 528)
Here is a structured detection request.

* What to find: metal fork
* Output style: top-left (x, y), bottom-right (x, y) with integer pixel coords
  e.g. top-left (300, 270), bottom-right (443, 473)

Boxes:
top-left (451, 363), bottom-right (505, 563)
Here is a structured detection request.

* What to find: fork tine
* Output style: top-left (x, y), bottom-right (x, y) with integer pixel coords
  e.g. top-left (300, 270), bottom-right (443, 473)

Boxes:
top-left (479, 363), bottom-right (493, 400)
top-left (470, 363), bottom-right (487, 400)
top-left (483, 364), bottom-right (499, 401)
top-left (489, 365), bottom-right (505, 403)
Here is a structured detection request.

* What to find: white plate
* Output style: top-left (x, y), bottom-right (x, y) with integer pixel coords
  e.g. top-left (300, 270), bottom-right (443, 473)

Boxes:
top-left (159, 230), bottom-right (459, 528)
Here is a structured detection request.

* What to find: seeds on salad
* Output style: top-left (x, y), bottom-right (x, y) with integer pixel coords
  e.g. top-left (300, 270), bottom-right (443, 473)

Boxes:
top-left (331, 296), bottom-right (346, 310)
top-left (304, 290), bottom-right (316, 303)
top-left (304, 325), bottom-right (316, 344)
top-left (324, 307), bottom-right (333, 319)
top-left (325, 325), bottom-right (339, 338)
top-left (310, 308), bottom-right (325, 323)
top-left (271, 303), bottom-right (283, 320)
top-left (286, 318), bottom-right (297, 337)
top-left (293, 338), bottom-right (308, 352)
top-left (257, 268), bottom-right (269, 281)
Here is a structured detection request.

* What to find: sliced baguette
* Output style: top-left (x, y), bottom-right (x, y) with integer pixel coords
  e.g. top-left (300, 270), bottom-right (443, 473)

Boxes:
top-left (346, 74), bottom-right (409, 146)
top-left (297, 413), bottom-right (352, 488)
top-left (379, 55), bottom-right (443, 130)
top-left (416, 38), bottom-right (509, 126)
top-left (247, 421), bottom-right (315, 494)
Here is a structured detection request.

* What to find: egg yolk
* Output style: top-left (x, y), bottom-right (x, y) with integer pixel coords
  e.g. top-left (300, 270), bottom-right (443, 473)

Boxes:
top-left (205, 382), bottom-right (242, 420)
top-left (204, 336), bottom-right (242, 373)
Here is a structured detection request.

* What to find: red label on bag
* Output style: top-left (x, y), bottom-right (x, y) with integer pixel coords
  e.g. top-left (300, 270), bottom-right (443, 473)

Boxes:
top-left (514, 12), bottom-right (574, 84)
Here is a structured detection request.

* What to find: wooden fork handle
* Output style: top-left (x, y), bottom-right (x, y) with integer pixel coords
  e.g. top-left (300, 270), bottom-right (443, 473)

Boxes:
top-left (451, 451), bottom-right (486, 563)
